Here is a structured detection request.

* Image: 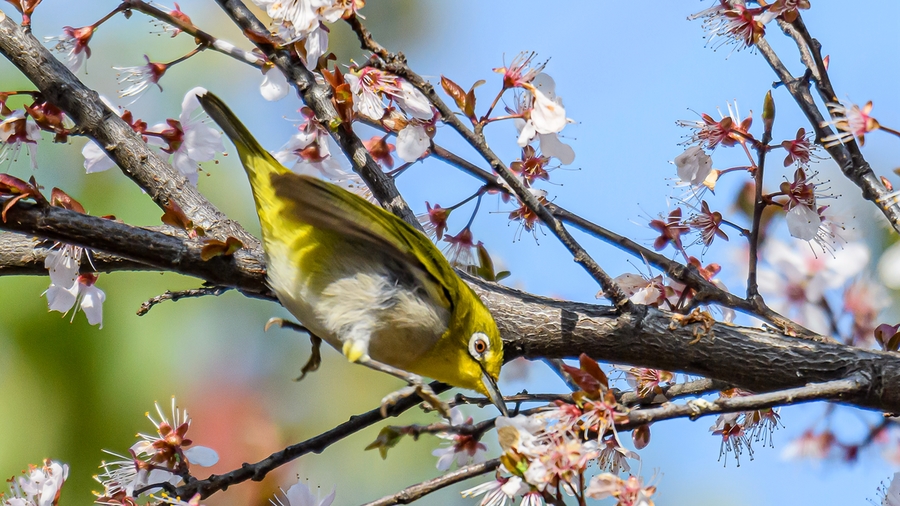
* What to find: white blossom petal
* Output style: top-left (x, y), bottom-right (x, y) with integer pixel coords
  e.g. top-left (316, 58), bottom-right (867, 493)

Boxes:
top-left (786, 204), bottom-right (820, 241)
top-left (260, 67), bottom-right (290, 101)
top-left (184, 446), bottom-right (219, 467)
top-left (396, 124), bottom-right (429, 162)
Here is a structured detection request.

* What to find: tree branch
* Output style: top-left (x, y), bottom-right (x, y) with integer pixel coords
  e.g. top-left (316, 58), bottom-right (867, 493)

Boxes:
top-left (359, 459), bottom-right (500, 506)
top-left (344, 15), bottom-right (633, 312)
top-left (2, 200), bottom-right (897, 415)
top-left (755, 28), bottom-right (900, 234)
top-left (175, 382), bottom-right (452, 499)
top-left (0, 11), bottom-right (258, 246)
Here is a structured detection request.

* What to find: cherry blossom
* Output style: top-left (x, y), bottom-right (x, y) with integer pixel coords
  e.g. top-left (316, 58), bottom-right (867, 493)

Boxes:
top-left (781, 127), bottom-right (819, 167)
top-left (0, 110), bottom-right (41, 169)
top-left (45, 272), bottom-right (106, 328)
top-left (45, 25), bottom-right (94, 72)
top-left (757, 240), bottom-right (869, 334)
top-left (344, 68), bottom-right (432, 123)
top-left (689, 1), bottom-right (777, 50)
top-left (609, 273), bottom-right (667, 306)
top-left (273, 110), bottom-right (348, 179)
top-left (821, 100), bottom-right (880, 147)
top-left (133, 397), bottom-right (219, 470)
top-left (431, 408), bottom-right (487, 470)
top-left (146, 88), bottom-right (223, 185)
top-left (513, 74), bottom-right (573, 165)
top-left (781, 168), bottom-right (830, 241)
top-left (674, 146), bottom-right (713, 186)
top-left (843, 276), bottom-right (889, 347)
top-left (461, 475), bottom-right (526, 506)
top-left (677, 101), bottom-right (753, 151)
top-left (418, 202), bottom-right (450, 242)
top-left (781, 429), bottom-right (835, 460)
top-left (443, 227), bottom-right (477, 267)
top-left (2, 459), bottom-right (69, 506)
top-left (585, 473), bottom-right (656, 506)
top-left (114, 56), bottom-right (168, 100)
top-left (494, 51), bottom-right (547, 90)
top-left (250, 0), bottom-right (361, 69)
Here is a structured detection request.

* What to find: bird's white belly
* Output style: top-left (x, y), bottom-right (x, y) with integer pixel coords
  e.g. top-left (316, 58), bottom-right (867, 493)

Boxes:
top-left (266, 243), bottom-right (449, 370)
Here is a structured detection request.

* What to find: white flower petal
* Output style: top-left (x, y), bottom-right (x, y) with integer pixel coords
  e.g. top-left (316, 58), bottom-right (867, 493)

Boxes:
top-left (538, 132), bottom-right (575, 165)
top-left (83, 140), bottom-right (116, 173)
top-left (396, 124), bottom-right (429, 162)
top-left (529, 88), bottom-right (567, 134)
top-left (395, 79), bottom-right (432, 120)
top-left (79, 284), bottom-right (105, 328)
top-left (786, 204), bottom-right (820, 241)
top-left (261, 68), bottom-right (290, 101)
top-left (184, 445), bottom-right (219, 467)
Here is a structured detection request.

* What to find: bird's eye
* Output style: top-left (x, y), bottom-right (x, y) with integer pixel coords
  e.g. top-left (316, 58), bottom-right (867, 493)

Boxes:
top-left (468, 332), bottom-right (490, 359)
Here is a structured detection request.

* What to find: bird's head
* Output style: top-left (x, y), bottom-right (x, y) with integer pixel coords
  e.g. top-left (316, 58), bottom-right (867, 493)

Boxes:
top-left (464, 324), bottom-right (507, 416)
top-left (454, 293), bottom-right (507, 416)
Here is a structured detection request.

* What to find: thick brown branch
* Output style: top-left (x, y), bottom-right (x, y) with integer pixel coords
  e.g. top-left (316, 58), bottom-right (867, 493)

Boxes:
top-left (3, 200), bottom-right (892, 411)
top-left (0, 202), bottom-right (267, 294)
top-left (0, 11), bottom-right (258, 246)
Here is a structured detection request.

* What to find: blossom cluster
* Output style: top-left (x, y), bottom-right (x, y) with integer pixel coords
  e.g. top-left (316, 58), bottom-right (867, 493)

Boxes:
top-left (1, 459), bottom-right (68, 506)
top-left (95, 398), bottom-right (218, 504)
top-left (461, 355), bottom-right (656, 506)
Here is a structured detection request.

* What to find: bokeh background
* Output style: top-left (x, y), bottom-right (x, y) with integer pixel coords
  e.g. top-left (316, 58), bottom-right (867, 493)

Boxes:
top-left (1, 1), bottom-right (899, 504)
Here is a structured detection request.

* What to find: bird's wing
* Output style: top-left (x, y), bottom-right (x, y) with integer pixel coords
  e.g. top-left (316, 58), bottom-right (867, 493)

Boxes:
top-left (270, 172), bottom-right (458, 311)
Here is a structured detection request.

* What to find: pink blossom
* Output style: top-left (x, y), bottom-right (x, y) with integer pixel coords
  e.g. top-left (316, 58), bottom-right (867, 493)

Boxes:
top-left (758, 240), bottom-right (869, 334)
top-left (45, 25), bottom-right (94, 72)
top-left (45, 272), bottom-right (105, 328)
top-left (146, 88), bottom-right (224, 185)
top-left (0, 110), bottom-right (41, 169)
top-left (821, 100), bottom-right (880, 147)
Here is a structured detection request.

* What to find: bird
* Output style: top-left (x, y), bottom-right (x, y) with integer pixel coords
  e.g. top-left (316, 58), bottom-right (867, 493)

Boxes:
top-left (197, 91), bottom-right (507, 416)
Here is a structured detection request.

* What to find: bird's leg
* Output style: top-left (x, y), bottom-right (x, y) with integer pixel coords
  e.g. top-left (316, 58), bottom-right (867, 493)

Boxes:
top-left (356, 356), bottom-right (452, 418)
top-left (265, 317), bottom-right (323, 381)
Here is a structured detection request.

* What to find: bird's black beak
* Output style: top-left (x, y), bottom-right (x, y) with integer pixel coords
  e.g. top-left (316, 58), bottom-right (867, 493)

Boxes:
top-left (481, 366), bottom-right (508, 417)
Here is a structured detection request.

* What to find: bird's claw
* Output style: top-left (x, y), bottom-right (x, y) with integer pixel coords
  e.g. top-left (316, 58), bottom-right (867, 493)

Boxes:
top-left (265, 317), bottom-right (322, 381)
top-left (379, 379), bottom-right (451, 419)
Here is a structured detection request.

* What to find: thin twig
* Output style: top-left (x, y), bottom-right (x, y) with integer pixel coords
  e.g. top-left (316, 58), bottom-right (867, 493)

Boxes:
top-left (359, 459), bottom-right (500, 506)
top-left (746, 94), bottom-right (774, 302)
top-left (136, 286), bottom-right (232, 316)
top-left (755, 25), bottom-right (900, 233)
top-left (345, 15), bottom-right (633, 312)
top-left (123, 0), bottom-right (266, 67)
top-left (175, 381), bottom-right (452, 499)
top-left (618, 374), bottom-right (867, 430)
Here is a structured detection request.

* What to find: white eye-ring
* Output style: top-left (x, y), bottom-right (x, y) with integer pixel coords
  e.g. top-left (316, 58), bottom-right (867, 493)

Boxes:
top-left (468, 332), bottom-right (490, 359)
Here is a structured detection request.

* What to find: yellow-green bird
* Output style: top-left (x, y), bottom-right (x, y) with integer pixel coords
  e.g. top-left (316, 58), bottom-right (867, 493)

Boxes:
top-left (197, 91), bottom-right (507, 416)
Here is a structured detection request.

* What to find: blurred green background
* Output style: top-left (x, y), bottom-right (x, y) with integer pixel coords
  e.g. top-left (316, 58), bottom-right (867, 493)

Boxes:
top-left (2, 1), bottom-right (900, 505)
